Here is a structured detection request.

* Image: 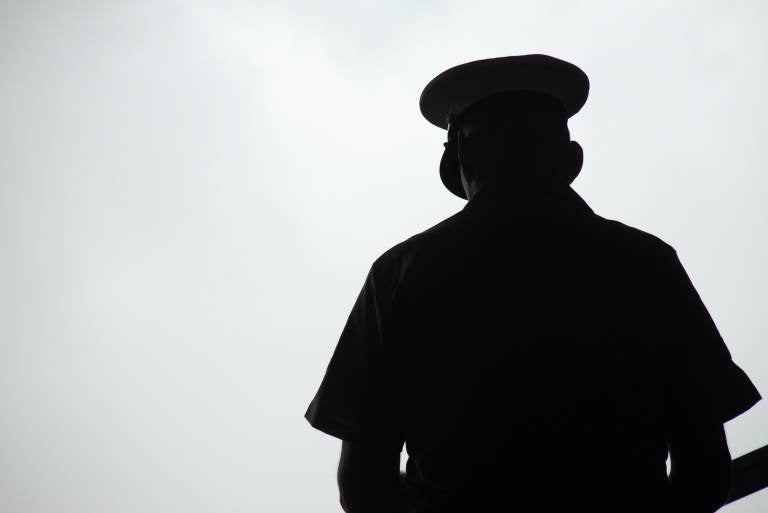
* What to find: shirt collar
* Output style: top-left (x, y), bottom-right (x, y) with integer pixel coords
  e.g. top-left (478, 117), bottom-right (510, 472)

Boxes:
top-left (461, 181), bottom-right (594, 217)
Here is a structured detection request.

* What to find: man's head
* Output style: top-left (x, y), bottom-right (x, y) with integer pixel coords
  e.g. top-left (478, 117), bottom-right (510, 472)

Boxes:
top-left (450, 90), bottom-right (584, 199)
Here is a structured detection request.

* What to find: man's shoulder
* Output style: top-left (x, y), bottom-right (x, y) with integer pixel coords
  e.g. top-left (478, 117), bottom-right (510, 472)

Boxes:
top-left (591, 213), bottom-right (676, 257)
top-left (373, 210), bottom-right (467, 264)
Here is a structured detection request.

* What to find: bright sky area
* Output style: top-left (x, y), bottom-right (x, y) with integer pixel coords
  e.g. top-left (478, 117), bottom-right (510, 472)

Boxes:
top-left (1, 1), bottom-right (766, 511)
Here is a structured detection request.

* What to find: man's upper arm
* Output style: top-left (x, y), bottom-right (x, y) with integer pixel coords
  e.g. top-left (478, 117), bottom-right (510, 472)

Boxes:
top-left (339, 440), bottom-right (401, 476)
top-left (655, 246), bottom-right (761, 425)
top-left (655, 246), bottom-right (756, 511)
top-left (337, 440), bottom-right (402, 513)
top-left (304, 250), bottom-right (406, 450)
top-left (667, 419), bottom-right (732, 512)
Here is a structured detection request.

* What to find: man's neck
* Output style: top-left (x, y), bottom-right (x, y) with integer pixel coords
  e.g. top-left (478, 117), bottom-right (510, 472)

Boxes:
top-left (469, 174), bottom-right (569, 201)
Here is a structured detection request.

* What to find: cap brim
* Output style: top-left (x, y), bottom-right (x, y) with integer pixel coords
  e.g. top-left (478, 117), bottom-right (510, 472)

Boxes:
top-left (420, 54), bottom-right (589, 130)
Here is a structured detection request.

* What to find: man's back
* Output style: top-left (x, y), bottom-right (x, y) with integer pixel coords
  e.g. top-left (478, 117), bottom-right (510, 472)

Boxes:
top-left (384, 184), bottom-right (758, 512)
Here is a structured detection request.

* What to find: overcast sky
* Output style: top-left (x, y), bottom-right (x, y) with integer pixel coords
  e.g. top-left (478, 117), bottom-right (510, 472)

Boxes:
top-left (1, 1), bottom-right (766, 512)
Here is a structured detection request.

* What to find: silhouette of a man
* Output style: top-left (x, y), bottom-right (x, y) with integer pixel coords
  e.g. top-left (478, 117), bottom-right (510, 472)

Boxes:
top-left (305, 54), bottom-right (761, 513)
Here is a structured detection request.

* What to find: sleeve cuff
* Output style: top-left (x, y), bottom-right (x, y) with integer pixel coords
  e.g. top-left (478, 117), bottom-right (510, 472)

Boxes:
top-left (304, 403), bottom-right (405, 451)
top-left (710, 360), bottom-right (762, 424)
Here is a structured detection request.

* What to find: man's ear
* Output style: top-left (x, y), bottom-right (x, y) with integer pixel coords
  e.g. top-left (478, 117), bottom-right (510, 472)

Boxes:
top-left (561, 140), bottom-right (583, 185)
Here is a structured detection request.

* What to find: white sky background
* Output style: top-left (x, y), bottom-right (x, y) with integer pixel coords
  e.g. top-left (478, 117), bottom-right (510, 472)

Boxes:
top-left (1, 1), bottom-right (766, 512)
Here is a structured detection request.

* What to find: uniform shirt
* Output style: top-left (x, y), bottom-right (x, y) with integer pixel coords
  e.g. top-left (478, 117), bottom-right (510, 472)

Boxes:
top-left (304, 183), bottom-right (761, 513)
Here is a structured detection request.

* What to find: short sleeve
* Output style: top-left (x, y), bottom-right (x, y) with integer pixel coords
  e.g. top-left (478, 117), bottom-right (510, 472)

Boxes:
top-left (304, 256), bottom-right (404, 451)
top-left (657, 248), bottom-right (761, 424)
